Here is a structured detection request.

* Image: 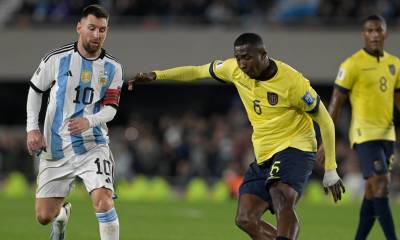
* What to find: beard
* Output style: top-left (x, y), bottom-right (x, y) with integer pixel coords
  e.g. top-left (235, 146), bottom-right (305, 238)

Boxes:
top-left (82, 41), bottom-right (101, 54)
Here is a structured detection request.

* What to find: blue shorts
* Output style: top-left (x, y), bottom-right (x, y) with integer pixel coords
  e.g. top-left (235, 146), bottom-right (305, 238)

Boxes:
top-left (354, 140), bottom-right (394, 178)
top-left (239, 147), bottom-right (315, 213)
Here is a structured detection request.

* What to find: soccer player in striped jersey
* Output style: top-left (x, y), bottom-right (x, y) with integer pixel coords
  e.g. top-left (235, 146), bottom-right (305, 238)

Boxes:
top-left (128, 33), bottom-right (345, 240)
top-left (26, 5), bottom-right (122, 240)
top-left (327, 15), bottom-right (398, 240)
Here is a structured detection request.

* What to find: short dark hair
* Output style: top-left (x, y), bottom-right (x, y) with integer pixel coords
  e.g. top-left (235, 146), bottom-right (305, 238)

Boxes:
top-left (234, 33), bottom-right (264, 47)
top-left (363, 14), bottom-right (386, 26)
top-left (80, 4), bottom-right (109, 20)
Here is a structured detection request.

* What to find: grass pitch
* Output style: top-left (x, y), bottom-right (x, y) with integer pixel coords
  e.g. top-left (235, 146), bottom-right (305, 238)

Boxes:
top-left (0, 196), bottom-right (399, 240)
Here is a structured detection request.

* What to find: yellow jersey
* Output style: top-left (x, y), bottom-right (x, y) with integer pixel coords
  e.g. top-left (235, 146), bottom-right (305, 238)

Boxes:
top-left (335, 49), bottom-right (400, 146)
top-left (210, 58), bottom-right (319, 164)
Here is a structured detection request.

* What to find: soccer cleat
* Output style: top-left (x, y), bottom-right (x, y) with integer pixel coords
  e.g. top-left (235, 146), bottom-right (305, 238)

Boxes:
top-left (50, 202), bottom-right (71, 240)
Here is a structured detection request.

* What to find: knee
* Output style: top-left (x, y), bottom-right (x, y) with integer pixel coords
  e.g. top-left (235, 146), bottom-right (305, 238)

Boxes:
top-left (36, 211), bottom-right (54, 225)
top-left (373, 185), bottom-right (389, 197)
top-left (370, 177), bottom-right (390, 197)
top-left (235, 214), bottom-right (255, 230)
top-left (35, 198), bottom-right (65, 225)
top-left (93, 197), bottom-right (113, 212)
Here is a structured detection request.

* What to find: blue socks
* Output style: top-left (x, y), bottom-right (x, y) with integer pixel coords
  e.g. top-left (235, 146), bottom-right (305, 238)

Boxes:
top-left (373, 197), bottom-right (397, 240)
top-left (355, 198), bottom-right (375, 240)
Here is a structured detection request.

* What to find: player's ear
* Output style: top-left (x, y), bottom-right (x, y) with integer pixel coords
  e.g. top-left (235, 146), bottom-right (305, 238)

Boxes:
top-left (261, 50), bottom-right (267, 60)
top-left (76, 21), bottom-right (82, 34)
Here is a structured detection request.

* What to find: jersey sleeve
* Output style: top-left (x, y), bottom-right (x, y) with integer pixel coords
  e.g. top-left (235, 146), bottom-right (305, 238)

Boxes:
top-left (292, 74), bottom-right (320, 113)
top-left (155, 64), bottom-right (211, 82)
top-left (334, 59), bottom-right (356, 93)
top-left (209, 59), bottom-right (235, 83)
top-left (102, 64), bottom-right (123, 109)
top-left (29, 58), bottom-right (56, 93)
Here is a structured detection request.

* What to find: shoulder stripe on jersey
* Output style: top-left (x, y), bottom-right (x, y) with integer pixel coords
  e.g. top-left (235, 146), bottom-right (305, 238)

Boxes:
top-left (43, 44), bottom-right (74, 63)
top-left (306, 95), bottom-right (321, 114)
top-left (43, 46), bottom-right (74, 63)
top-left (105, 53), bottom-right (119, 62)
top-left (209, 61), bottom-right (227, 84)
top-left (334, 83), bottom-right (350, 94)
top-left (46, 43), bottom-right (74, 55)
top-left (29, 81), bottom-right (45, 93)
top-left (43, 43), bottom-right (74, 58)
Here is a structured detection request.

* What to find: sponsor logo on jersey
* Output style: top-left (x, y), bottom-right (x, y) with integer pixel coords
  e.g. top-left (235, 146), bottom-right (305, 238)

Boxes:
top-left (267, 92), bottom-right (278, 105)
top-left (302, 91), bottom-right (315, 106)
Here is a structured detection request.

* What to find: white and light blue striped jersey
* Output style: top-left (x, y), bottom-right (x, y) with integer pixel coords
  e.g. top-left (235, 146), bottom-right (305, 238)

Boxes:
top-left (30, 42), bottom-right (123, 160)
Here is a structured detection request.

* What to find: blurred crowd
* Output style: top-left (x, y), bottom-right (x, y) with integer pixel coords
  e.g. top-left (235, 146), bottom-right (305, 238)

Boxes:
top-left (1, 101), bottom-right (400, 200)
top-left (9, 0), bottom-right (400, 28)
top-left (112, 108), bottom-right (253, 190)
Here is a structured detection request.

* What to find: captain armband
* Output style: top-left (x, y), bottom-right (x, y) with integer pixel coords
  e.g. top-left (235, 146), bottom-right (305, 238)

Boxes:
top-left (102, 88), bottom-right (121, 109)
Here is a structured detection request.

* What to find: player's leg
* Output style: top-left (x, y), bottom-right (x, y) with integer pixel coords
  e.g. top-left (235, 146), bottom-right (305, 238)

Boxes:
top-left (354, 142), bottom-right (377, 240)
top-left (79, 145), bottom-right (119, 240)
top-left (266, 147), bottom-right (315, 240)
top-left (235, 194), bottom-right (277, 240)
top-left (35, 157), bottom-right (74, 240)
top-left (269, 182), bottom-right (299, 240)
top-left (354, 180), bottom-right (376, 240)
top-left (36, 198), bottom-right (72, 240)
top-left (369, 174), bottom-right (397, 240)
top-left (354, 141), bottom-right (397, 240)
top-left (35, 197), bottom-right (65, 225)
top-left (92, 187), bottom-right (119, 240)
top-left (235, 162), bottom-right (277, 240)
top-left (370, 141), bottom-right (397, 240)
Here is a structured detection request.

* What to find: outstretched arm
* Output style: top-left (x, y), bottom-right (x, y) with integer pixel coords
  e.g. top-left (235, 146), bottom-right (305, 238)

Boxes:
top-left (128, 64), bottom-right (211, 90)
top-left (308, 102), bottom-right (345, 202)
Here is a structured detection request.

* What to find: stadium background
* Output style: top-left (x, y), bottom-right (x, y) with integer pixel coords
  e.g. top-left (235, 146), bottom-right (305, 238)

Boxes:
top-left (0, 0), bottom-right (399, 239)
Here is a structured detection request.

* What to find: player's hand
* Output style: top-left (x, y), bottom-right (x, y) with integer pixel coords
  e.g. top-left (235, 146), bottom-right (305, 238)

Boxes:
top-left (316, 145), bottom-right (325, 167)
top-left (323, 169), bottom-right (345, 203)
top-left (127, 72), bottom-right (156, 91)
top-left (68, 117), bottom-right (90, 135)
top-left (27, 129), bottom-right (46, 156)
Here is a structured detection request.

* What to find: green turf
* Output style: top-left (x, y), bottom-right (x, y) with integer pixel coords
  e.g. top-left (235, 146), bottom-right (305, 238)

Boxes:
top-left (0, 196), bottom-right (399, 240)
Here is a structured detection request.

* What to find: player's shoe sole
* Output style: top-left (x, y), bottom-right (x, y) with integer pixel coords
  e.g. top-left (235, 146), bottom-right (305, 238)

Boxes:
top-left (50, 202), bottom-right (71, 240)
